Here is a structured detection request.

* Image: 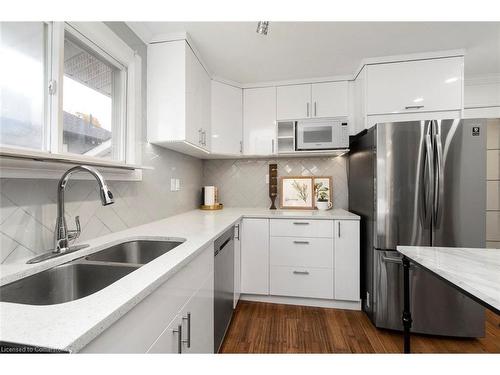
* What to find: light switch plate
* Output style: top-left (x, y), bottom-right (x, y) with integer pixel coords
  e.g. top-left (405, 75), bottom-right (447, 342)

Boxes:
top-left (175, 178), bottom-right (180, 191)
top-left (170, 178), bottom-right (176, 192)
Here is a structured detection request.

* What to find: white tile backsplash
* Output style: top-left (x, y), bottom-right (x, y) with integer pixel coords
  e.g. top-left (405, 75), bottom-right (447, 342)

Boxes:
top-left (202, 156), bottom-right (349, 209)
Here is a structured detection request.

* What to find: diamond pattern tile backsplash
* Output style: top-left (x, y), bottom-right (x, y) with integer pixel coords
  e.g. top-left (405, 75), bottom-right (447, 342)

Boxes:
top-left (0, 144), bottom-right (203, 265)
top-left (203, 156), bottom-right (349, 209)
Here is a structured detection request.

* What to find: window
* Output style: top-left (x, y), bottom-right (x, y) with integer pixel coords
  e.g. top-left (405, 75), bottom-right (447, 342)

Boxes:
top-left (0, 22), bottom-right (140, 171)
top-left (62, 32), bottom-right (126, 161)
top-left (0, 22), bottom-right (47, 150)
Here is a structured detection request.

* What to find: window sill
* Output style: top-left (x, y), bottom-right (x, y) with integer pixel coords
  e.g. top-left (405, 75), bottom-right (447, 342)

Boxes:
top-left (0, 148), bottom-right (152, 181)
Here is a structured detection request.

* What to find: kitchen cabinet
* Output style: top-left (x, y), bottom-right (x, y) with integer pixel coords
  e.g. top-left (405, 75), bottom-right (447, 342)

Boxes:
top-left (365, 57), bottom-right (463, 115)
top-left (277, 82), bottom-right (349, 120)
top-left (147, 40), bottom-right (211, 155)
top-left (243, 87), bottom-right (277, 155)
top-left (311, 81), bottom-right (349, 118)
top-left (240, 218), bottom-right (269, 295)
top-left (234, 221), bottom-right (241, 308)
top-left (179, 274), bottom-right (214, 353)
top-left (211, 80), bottom-right (243, 155)
top-left (81, 244), bottom-right (214, 353)
top-left (333, 220), bottom-right (360, 301)
top-left (277, 84), bottom-right (311, 120)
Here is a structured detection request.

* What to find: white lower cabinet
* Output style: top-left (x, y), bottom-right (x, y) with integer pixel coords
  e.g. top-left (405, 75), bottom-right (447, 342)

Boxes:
top-left (333, 220), bottom-right (360, 301)
top-left (147, 314), bottom-right (183, 353)
top-left (240, 218), bottom-right (269, 295)
top-left (81, 244), bottom-right (214, 353)
top-left (240, 218), bottom-right (360, 304)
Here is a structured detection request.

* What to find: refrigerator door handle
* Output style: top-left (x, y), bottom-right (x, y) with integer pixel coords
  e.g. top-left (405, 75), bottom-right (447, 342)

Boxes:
top-left (433, 132), bottom-right (444, 228)
top-left (423, 133), bottom-right (434, 228)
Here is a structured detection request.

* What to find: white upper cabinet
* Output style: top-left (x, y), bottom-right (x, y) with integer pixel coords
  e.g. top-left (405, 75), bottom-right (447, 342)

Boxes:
top-left (277, 84), bottom-right (311, 120)
top-left (366, 56), bottom-right (463, 115)
top-left (277, 82), bottom-right (349, 120)
top-left (211, 80), bottom-right (243, 155)
top-left (311, 81), bottom-right (349, 118)
top-left (148, 40), bottom-right (211, 154)
top-left (243, 87), bottom-right (277, 155)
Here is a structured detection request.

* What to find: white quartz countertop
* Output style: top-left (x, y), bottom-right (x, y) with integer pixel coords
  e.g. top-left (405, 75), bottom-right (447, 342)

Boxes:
top-left (397, 246), bottom-right (500, 314)
top-left (0, 207), bottom-right (358, 352)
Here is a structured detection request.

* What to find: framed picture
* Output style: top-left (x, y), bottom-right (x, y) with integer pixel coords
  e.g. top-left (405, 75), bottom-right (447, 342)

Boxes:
top-left (313, 177), bottom-right (333, 207)
top-left (279, 176), bottom-right (314, 209)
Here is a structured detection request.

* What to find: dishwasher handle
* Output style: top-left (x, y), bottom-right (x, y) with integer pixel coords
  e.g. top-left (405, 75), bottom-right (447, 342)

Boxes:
top-left (214, 237), bottom-right (232, 257)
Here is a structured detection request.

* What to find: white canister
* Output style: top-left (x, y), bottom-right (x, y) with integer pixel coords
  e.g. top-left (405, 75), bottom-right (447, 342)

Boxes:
top-left (204, 186), bottom-right (216, 205)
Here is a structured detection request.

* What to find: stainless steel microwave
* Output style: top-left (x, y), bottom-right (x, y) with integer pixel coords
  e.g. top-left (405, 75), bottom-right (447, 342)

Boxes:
top-left (296, 118), bottom-right (349, 150)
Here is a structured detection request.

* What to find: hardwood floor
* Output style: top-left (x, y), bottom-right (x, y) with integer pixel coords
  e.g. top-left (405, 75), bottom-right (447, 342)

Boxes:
top-left (220, 301), bottom-right (500, 353)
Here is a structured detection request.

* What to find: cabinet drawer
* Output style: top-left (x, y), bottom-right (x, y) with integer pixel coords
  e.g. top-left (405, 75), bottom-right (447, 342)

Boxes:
top-left (270, 219), bottom-right (333, 238)
top-left (270, 266), bottom-right (333, 299)
top-left (270, 237), bottom-right (333, 268)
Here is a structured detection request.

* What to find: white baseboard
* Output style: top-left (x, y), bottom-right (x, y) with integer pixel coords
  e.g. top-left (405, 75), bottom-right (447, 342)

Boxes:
top-left (240, 294), bottom-right (362, 311)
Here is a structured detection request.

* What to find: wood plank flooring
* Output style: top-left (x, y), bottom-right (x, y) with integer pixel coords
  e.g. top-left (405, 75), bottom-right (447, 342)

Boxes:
top-left (220, 301), bottom-right (500, 353)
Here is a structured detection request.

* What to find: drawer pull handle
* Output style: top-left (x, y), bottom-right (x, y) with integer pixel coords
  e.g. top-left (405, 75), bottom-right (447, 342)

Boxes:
top-left (293, 241), bottom-right (310, 244)
top-left (293, 270), bottom-right (310, 275)
top-left (293, 222), bottom-right (310, 225)
top-left (404, 105), bottom-right (424, 110)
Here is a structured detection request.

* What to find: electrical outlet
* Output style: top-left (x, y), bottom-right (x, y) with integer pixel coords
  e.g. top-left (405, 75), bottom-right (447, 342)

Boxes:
top-left (175, 178), bottom-right (181, 191)
top-left (265, 174), bottom-right (269, 184)
top-left (170, 178), bottom-right (176, 192)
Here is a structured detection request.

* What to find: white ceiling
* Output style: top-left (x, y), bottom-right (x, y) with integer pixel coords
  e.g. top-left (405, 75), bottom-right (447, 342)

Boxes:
top-left (129, 22), bottom-right (500, 84)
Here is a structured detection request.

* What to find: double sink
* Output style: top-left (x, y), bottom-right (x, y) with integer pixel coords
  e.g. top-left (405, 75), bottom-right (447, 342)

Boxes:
top-left (0, 239), bottom-right (184, 306)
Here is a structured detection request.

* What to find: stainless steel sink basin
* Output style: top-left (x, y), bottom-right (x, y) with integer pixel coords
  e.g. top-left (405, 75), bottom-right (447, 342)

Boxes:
top-left (85, 239), bottom-right (184, 265)
top-left (0, 262), bottom-right (138, 305)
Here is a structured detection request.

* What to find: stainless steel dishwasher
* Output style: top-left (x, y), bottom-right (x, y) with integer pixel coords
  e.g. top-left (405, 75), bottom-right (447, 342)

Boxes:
top-left (214, 226), bottom-right (235, 352)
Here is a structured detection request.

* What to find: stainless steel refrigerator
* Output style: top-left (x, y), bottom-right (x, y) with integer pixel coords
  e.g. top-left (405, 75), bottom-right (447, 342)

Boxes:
top-left (348, 118), bottom-right (487, 337)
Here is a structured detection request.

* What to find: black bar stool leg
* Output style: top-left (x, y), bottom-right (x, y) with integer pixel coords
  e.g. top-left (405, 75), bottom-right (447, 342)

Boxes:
top-left (402, 256), bottom-right (412, 353)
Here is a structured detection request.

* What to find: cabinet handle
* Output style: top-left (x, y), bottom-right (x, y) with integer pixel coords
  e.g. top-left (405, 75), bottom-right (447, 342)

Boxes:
top-left (306, 102), bottom-right (310, 117)
top-left (314, 102), bottom-right (317, 117)
top-left (293, 240), bottom-right (309, 244)
top-left (293, 270), bottom-right (310, 275)
top-left (293, 222), bottom-right (310, 225)
top-left (272, 139), bottom-right (275, 154)
top-left (198, 129), bottom-right (203, 145)
top-left (239, 141), bottom-right (243, 154)
top-left (182, 313), bottom-right (191, 348)
top-left (235, 224), bottom-right (240, 240)
top-left (404, 105), bottom-right (424, 110)
top-left (338, 222), bottom-right (341, 238)
top-left (172, 324), bottom-right (183, 353)
top-left (202, 130), bottom-right (207, 146)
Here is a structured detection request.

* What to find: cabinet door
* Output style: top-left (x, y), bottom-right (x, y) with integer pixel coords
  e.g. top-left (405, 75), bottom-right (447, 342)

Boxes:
top-left (147, 315), bottom-right (183, 353)
top-left (185, 44), bottom-right (204, 147)
top-left (277, 84), bottom-right (311, 120)
top-left (234, 221), bottom-right (241, 308)
top-left (334, 220), bottom-right (360, 301)
top-left (181, 274), bottom-right (214, 353)
top-left (240, 218), bottom-right (269, 295)
top-left (366, 57), bottom-right (463, 115)
top-left (311, 81), bottom-right (349, 118)
top-left (211, 80), bottom-right (243, 154)
top-left (243, 87), bottom-right (276, 155)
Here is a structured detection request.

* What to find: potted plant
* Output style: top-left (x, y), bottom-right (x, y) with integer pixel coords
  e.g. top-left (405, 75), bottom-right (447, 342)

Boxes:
top-left (315, 182), bottom-right (332, 210)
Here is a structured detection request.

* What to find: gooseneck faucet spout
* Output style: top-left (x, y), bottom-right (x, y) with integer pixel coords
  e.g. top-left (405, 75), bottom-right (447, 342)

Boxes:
top-left (54, 165), bottom-right (114, 254)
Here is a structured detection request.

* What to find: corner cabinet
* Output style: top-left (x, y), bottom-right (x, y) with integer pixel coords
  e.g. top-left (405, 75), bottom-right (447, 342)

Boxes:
top-left (211, 80), bottom-right (243, 155)
top-left (147, 40), bottom-right (211, 156)
top-left (243, 87), bottom-right (277, 155)
top-left (81, 244), bottom-right (214, 353)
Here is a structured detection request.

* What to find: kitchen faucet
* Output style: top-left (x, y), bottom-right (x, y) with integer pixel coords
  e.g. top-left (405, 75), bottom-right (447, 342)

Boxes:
top-left (27, 165), bottom-right (114, 264)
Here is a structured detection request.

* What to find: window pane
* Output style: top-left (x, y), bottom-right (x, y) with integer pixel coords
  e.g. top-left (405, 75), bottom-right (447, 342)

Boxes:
top-left (0, 22), bottom-right (46, 150)
top-left (63, 33), bottom-right (123, 160)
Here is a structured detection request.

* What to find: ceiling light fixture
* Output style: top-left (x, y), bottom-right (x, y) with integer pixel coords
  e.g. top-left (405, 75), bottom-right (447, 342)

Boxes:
top-left (256, 21), bottom-right (269, 35)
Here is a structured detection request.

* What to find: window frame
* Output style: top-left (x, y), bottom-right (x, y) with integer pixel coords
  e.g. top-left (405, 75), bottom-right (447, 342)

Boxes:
top-left (0, 21), bottom-right (143, 180)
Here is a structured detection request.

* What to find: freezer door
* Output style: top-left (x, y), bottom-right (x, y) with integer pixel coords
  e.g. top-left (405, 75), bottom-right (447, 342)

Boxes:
top-left (376, 122), bottom-right (433, 250)
top-left (432, 119), bottom-right (487, 247)
top-left (373, 249), bottom-right (485, 337)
